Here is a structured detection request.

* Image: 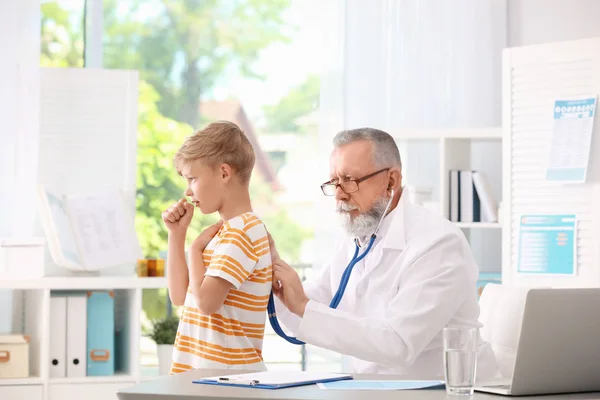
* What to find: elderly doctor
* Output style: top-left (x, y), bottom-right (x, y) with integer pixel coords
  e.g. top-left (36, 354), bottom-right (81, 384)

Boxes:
top-left (268, 127), bottom-right (497, 379)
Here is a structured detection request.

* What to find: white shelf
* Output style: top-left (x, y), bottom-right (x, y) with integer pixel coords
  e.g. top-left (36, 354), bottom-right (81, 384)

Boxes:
top-left (136, 277), bottom-right (168, 289)
top-left (455, 222), bottom-right (502, 229)
top-left (49, 374), bottom-right (136, 385)
top-left (0, 377), bottom-right (43, 386)
top-left (394, 127), bottom-right (502, 140)
top-left (0, 276), bottom-right (167, 290)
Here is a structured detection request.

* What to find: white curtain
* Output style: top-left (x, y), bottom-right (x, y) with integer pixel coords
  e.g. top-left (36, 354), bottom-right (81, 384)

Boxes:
top-left (340, 0), bottom-right (506, 130)
top-left (312, 0), bottom-right (347, 268)
top-left (0, 0), bottom-right (40, 239)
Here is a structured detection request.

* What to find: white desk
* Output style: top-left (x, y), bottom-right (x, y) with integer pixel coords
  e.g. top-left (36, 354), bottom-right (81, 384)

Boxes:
top-left (117, 369), bottom-right (600, 400)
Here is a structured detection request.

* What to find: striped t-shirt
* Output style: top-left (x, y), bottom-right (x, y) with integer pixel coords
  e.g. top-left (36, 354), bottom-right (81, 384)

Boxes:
top-left (170, 212), bottom-right (272, 373)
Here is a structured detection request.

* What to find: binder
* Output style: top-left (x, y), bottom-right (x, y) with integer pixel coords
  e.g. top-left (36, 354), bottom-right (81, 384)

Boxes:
top-left (66, 295), bottom-right (87, 377)
top-left (86, 291), bottom-right (115, 376)
top-left (194, 371), bottom-right (353, 390)
top-left (472, 171), bottom-right (498, 222)
top-left (449, 170), bottom-right (460, 222)
top-left (459, 170), bottom-right (481, 222)
top-left (49, 295), bottom-right (67, 378)
top-left (459, 170), bottom-right (474, 222)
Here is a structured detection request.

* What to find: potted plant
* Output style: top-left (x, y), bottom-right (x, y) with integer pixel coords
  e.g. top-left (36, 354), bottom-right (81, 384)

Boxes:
top-left (148, 316), bottom-right (179, 375)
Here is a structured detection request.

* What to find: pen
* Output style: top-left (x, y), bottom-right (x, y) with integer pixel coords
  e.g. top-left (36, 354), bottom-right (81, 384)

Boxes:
top-left (218, 377), bottom-right (260, 386)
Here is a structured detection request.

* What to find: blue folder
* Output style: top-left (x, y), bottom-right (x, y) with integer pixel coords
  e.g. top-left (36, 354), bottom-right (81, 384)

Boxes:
top-left (194, 371), bottom-right (353, 390)
top-left (86, 291), bottom-right (115, 376)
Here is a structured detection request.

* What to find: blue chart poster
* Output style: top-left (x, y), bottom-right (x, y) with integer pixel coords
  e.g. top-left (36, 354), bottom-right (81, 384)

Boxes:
top-left (517, 214), bottom-right (577, 275)
top-left (546, 96), bottom-right (597, 183)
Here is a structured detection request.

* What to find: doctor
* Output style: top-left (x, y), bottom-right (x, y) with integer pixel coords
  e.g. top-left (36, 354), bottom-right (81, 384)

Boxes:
top-left (269, 127), bottom-right (497, 379)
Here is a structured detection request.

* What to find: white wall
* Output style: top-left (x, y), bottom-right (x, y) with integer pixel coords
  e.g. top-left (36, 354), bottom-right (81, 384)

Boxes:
top-left (471, 0), bottom-right (600, 272)
top-left (0, 0), bottom-right (40, 334)
top-left (508, 0), bottom-right (600, 47)
top-left (0, 0), bottom-right (40, 238)
top-left (503, 1), bottom-right (600, 286)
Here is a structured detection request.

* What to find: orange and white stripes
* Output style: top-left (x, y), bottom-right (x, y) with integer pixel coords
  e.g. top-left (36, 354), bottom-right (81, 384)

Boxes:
top-left (179, 308), bottom-right (265, 339)
top-left (218, 228), bottom-right (258, 262)
top-left (208, 254), bottom-right (252, 286)
top-left (170, 362), bottom-right (193, 374)
top-left (172, 333), bottom-right (263, 366)
top-left (248, 265), bottom-right (272, 284)
top-left (223, 290), bottom-right (270, 313)
top-left (170, 212), bottom-right (272, 373)
top-left (253, 236), bottom-right (270, 258)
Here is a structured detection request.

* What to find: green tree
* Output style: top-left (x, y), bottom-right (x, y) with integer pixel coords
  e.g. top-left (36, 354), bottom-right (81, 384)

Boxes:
top-left (263, 74), bottom-right (320, 132)
top-left (141, 289), bottom-right (170, 332)
top-left (40, 2), bottom-right (84, 67)
top-left (249, 179), bottom-right (311, 264)
top-left (136, 80), bottom-right (218, 257)
top-left (103, 0), bottom-right (292, 128)
top-left (262, 210), bottom-right (310, 264)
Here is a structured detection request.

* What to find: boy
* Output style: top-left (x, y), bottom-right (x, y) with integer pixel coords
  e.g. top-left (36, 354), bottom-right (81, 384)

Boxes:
top-left (162, 121), bottom-right (272, 373)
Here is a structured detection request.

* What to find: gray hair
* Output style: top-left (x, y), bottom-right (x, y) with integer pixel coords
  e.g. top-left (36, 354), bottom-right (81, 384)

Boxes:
top-left (333, 128), bottom-right (401, 169)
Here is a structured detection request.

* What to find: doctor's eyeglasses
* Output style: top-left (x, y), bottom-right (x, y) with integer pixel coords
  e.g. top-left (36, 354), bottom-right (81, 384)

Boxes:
top-left (320, 168), bottom-right (390, 196)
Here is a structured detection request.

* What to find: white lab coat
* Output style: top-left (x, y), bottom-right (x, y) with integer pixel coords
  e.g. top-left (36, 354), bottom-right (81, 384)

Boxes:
top-left (275, 192), bottom-right (497, 379)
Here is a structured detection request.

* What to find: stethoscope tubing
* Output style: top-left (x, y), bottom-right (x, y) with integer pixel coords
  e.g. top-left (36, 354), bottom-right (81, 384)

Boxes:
top-left (268, 188), bottom-right (395, 345)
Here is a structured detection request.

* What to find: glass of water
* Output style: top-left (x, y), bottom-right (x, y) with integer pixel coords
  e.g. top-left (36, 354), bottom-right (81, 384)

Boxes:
top-left (443, 326), bottom-right (479, 395)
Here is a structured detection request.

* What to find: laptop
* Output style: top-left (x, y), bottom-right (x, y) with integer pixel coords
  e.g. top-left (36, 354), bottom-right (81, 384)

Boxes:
top-left (475, 288), bottom-right (600, 396)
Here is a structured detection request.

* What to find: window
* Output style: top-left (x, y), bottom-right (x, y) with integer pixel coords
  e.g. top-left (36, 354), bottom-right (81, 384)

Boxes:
top-left (41, 1), bottom-right (86, 67)
top-left (40, 0), bottom-right (340, 373)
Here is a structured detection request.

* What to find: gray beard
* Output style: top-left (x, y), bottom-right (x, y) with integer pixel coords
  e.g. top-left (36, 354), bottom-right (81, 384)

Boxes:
top-left (337, 196), bottom-right (390, 238)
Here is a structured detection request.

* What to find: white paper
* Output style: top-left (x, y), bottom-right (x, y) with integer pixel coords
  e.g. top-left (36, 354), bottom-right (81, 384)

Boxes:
top-left (65, 191), bottom-right (142, 270)
top-left (546, 96), bottom-right (597, 182)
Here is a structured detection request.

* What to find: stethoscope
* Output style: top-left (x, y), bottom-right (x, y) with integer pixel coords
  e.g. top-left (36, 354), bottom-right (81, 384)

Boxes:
top-left (267, 188), bottom-right (395, 345)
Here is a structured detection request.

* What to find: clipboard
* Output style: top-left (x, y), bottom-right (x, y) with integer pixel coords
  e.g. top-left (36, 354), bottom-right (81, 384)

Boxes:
top-left (193, 371), bottom-right (353, 390)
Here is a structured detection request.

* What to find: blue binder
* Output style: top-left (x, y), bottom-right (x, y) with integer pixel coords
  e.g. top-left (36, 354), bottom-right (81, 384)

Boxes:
top-left (86, 291), bottom-right (115, 376)
top-left (194, 371), bottom-right (353, 390)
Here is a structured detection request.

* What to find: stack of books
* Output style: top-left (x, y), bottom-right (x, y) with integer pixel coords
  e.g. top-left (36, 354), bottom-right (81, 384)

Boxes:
top-left (449, 170), bottom-right (498, 223)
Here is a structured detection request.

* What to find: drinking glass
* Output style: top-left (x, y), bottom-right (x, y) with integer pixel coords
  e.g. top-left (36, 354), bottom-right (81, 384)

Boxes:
top-left (443, 326), bottom-right (479, 395)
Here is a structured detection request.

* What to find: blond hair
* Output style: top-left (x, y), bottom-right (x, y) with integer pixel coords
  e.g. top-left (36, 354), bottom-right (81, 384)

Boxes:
top-left (174, 121), bottom-right (255, 184)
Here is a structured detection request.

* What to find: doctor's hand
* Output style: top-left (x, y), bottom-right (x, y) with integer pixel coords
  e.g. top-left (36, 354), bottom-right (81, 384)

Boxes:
top-left (162, 199), bottom-right (194, 233)
top-left (266, 231), bottom-right (280, 263)
top-left (272, 260), bottom-right (309, 317)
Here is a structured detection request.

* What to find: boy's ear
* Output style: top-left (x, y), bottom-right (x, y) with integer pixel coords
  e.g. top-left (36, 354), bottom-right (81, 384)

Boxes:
top-left (220, 163), bottom-right (233, 183)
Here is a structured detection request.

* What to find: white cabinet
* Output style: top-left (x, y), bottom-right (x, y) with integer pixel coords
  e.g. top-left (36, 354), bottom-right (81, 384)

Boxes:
top-left (0, 384), bottom-right (43, 400)
top-left (0, 277), bottom-right (166, 400)
top-left (49, 382), bottom-right (136, 400)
